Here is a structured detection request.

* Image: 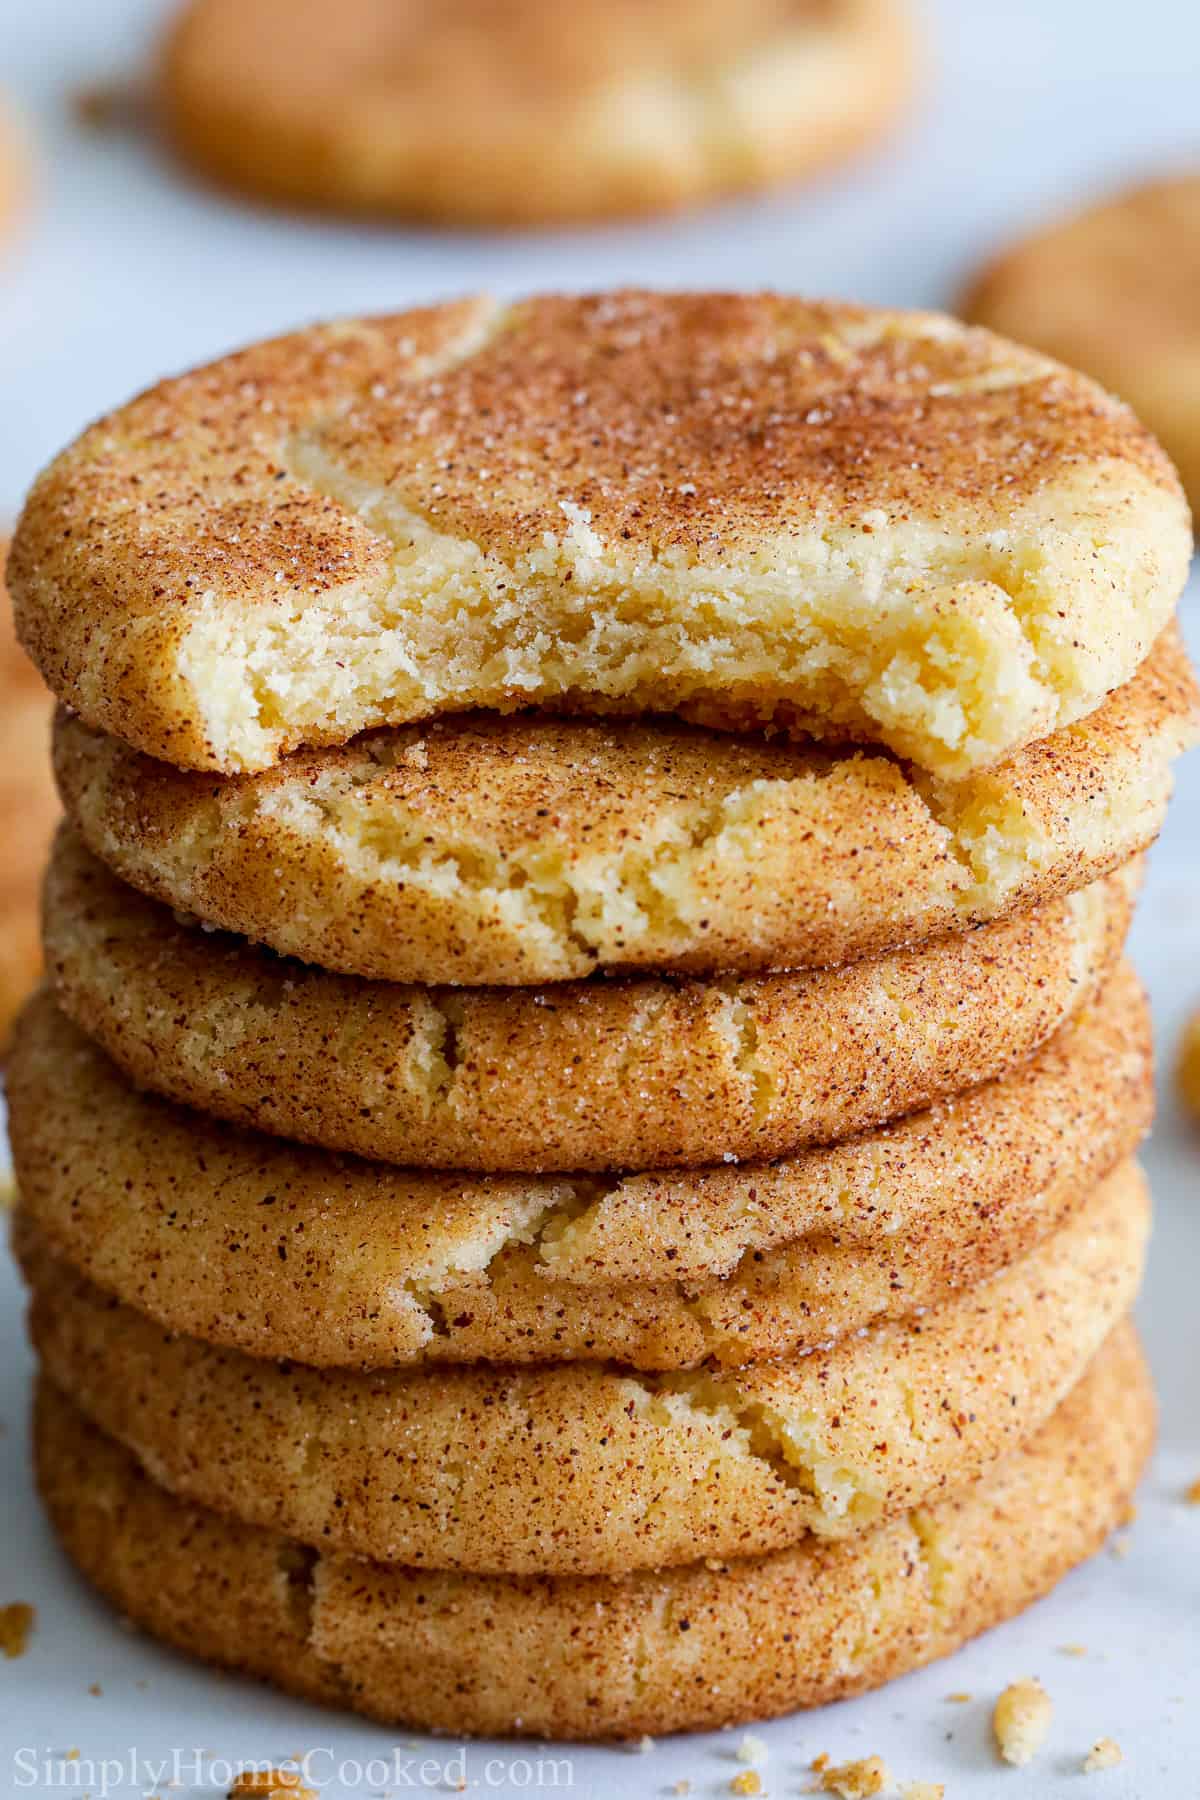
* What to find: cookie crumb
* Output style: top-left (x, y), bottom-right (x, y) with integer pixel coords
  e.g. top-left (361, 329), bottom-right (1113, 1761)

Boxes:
top-left (737, 1736), bottom-right (768, 1765)
top-left (1184, 1478), bottom-right (1200, 1504)
top-left (672, 1784), bottom-right (691, 1796)
top-left (0, 1602), bottom-right (35, 1658)
top-left (228, 1773), bottom-right (316, 1800)
top-left (634, 1735), bottom-right (655, 1754)
top-left (70, 80), bottom-right (144, 131)
top-left (993, 1678), bottom-right (1053, 1766)
top-left (730, 1774), bottom-right (762, 1797)
top-left (901, 1785), bottom-right (944, 1800)
top-left (945, 1691), bottom-right (972, 1703)
top-left (1083, 1739), bottom-right (1122, 1773)
top-left (812, 1755), bottom-right (831, 1772)
top-left (820, 1756), bottom-right (893, 1797)
top-left (88, 1681), bottom-right (102, 1695)
top-left (1058, 1644), bottom-right (1088, 1658)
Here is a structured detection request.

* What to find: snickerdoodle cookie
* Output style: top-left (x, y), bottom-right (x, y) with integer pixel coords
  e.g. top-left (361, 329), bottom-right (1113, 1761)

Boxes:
top-left (44, 829), bottom-right (1137, 1171)
top-left (160, 1), bottom-right (916, 225)
top-left (34, 1322), bottom-right (1153, 1737)
top-left (10, 295), bottom-right (1190, 777)
top-left (51, 631), bottom-right (1198, 983)
top-left (8, 972), bottom-right (1151, 1369)
top-left (964, 172), bottom-right (1200, 513)
top-left (20, 1162), bottom-right (1147, 1574)
top-left (0, 544), bottom-right (57, 1034)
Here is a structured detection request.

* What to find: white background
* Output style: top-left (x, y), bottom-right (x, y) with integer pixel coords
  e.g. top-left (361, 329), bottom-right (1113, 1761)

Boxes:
top-left (1, 2), bottom-right (1198, 1795)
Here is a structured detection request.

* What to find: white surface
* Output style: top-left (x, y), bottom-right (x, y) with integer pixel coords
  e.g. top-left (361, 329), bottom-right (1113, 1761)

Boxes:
top-left (1, 2), bottom-right (1199, 1794)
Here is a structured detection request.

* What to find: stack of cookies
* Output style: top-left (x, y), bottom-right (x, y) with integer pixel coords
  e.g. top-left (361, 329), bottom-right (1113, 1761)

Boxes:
top-left (6, 293), bottom-right (1197, 1739)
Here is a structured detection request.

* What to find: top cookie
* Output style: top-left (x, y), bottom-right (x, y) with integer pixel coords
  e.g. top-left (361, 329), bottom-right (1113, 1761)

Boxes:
top-left (9, 293), bottom-right (1190, 777)
top-left (964, 170), bottom-right (1200, 513)
top-left (160, 0), bottom-right (916, 225)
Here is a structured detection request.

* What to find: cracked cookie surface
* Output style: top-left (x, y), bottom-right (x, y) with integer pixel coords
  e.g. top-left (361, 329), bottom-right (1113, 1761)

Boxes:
top-left (10, 293), bottom-right (1190, 778)
top-left (51, 630), bottom-right (1199, 983)
top-left (34, 1322), bottom-right (1153, 1737)
top-left (20, 1161), bottom-right (1148, 1574)
top-left (43, 829), bottom-right (1137, 1171)
top-left (8, 974), bottom-right (1152, 1369)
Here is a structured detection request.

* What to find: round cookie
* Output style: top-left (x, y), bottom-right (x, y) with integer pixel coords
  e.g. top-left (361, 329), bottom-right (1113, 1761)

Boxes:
top-left (34, 1323), bottom-right (1154, 1739)
top-left (8, 973), bottom-right (1152, 1370)
top-left (0, 542), bottom-right (57, 1036)
top-left (44, 828), bottom-right (1138, 1172)
top-left (964, 171), bottom-right (1200, 513)
top-left (21, 1163), bottom-right (1148, 1575)
top-left (10, 294), bottom-right (1190, 778)
top-left (160, 0), bottom-right (916, 226)
top-left (52, 631), bottom-right (1198, 983)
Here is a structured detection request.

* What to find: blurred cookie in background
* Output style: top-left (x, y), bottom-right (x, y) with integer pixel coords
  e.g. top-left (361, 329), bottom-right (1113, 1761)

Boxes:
top-left (158, 0), bottom-right (917, 225)
top-left (964, 172), bottom-right (1200, 515)
top-left (0, 98), bottom-right (28, 244)
top-left (1178, 1007), bottom-right (1200, 1123)
top-left (0, 545), bottom-right (58, 1039)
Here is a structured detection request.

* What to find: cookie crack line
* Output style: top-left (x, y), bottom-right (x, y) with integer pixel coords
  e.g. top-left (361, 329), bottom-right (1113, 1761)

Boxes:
top-left (632, 1369), bottom-right (883, 1528)
top-left (717, 985), bottom-right (781, 1122)
top-left (909, 1508), bottom-right (956, 1620)
top-left (392, 1183), bottom-right (606, 1345)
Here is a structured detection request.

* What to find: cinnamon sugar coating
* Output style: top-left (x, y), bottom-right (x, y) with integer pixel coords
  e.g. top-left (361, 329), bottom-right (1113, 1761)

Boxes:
top-left (965, 171), bottom-right (1200, 511)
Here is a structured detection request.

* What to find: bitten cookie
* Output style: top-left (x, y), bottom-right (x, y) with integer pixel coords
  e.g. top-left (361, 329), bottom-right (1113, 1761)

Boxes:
top-left (43, 828), bottom-right (1138, 1172)
top-left (160, 0), bottom-right (916, 225)
top-left (964, 171), bottom-right (1200, 513)
top-left (20, 1163), bottom-right (1149, 1574)
top-left (51, 632), bottom-right (1198, 983)
top-left (34, 1322), bottom-right (1154, 1738)
top-left (8, 972), bottom-right (1152, 1369)
top-left (10, 295), bottom-right (1190, 776)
